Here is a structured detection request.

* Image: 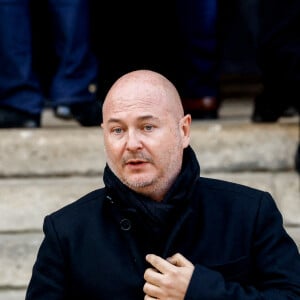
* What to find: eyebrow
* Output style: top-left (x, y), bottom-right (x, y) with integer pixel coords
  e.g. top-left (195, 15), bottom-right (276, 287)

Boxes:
top-left (107, 115), bottom-right (160, 124)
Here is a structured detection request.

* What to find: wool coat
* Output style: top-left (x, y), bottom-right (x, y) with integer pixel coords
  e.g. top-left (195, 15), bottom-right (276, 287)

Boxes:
top-left (26, 147), bottom-right (300, 299)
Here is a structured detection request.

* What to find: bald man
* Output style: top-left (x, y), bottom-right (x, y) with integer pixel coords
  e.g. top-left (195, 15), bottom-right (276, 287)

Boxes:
top-left (26, 70), bottom-right (300, 299)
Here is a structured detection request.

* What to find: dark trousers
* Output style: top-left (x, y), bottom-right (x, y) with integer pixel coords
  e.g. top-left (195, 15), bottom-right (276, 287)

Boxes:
top-left (0, 0), bottom-right (98, 115)
top-left (176, 0), bottom-right (219, 98)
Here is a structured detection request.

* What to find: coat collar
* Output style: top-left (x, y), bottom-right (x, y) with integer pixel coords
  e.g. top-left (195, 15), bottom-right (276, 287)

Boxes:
top-left (103, 146), bottom-right (200, 225)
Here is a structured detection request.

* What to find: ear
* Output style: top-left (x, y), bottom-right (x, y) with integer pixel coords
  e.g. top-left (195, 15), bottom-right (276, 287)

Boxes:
top-left (180, 114), bottom-right (191, 148)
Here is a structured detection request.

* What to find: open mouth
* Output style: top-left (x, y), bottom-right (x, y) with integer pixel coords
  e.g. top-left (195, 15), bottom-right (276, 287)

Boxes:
top-left (126, 159), bottom-right (147, 165)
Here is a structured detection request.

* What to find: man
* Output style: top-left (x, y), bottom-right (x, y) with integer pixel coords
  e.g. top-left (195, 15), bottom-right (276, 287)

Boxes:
top-left (26, 70), bottom-right (300, 299)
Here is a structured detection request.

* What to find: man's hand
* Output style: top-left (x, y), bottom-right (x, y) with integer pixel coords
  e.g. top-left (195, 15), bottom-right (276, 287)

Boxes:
top-left (143, 253), bottom-right (194, 300)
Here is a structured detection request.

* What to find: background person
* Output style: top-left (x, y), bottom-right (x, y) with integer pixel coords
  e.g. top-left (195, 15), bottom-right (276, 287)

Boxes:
top-left (176, 0), bottom-right (221, 119)
top-left (0, 0), bottom-right (101, 128)
top-left (252, 0), bottom-right (300, 122)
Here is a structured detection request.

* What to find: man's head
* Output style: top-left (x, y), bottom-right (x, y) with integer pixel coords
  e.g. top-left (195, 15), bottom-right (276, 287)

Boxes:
top-left (101, 69), bottom-right (191, 201)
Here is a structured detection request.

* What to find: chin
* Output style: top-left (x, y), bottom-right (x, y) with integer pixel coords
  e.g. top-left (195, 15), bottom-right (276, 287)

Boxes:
top-left (125, 176), bottom-right (155, 190)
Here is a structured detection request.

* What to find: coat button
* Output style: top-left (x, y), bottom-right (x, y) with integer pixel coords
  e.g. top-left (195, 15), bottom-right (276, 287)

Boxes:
top-left (106, 195), bottom-right (114, 204)
top-left (120, 219), bottom-right (131, 231)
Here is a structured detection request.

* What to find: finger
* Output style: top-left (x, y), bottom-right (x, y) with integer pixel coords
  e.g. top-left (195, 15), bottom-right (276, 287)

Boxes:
top-left (144, 267), bottom-right (163, 286)
top-left (167, 253), bottom-right (194, 267)
top-left (146, 254), bottom-right (173, 274)
top-left (144, 295), bottom-right (157, 300)
top-left (143, 281), bottom-right (162, 299)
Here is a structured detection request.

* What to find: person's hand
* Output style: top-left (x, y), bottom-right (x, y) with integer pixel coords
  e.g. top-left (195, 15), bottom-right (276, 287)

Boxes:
top-left (143, 253), bottom-right (194, 300)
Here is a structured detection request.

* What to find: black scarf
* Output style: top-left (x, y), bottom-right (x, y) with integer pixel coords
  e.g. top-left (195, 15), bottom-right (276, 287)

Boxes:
top-left (103, 146), bottom-right (200, 254)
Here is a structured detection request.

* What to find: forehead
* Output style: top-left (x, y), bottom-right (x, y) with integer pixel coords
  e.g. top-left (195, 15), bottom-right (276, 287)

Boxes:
top-left (103, 81), bottom-right (172, 120)
top-left (104, 98), bottom-right (170, 125)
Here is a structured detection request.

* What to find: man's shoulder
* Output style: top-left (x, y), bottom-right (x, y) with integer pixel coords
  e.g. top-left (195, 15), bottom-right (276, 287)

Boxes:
top-left (198, 176), bottom-right (268, 202)
top-left (49, 188), bottom-right (106, 220)
top-left (199, 176), bottom-right (263, 193)
top-left (193, 177), bottom-right (274, 219)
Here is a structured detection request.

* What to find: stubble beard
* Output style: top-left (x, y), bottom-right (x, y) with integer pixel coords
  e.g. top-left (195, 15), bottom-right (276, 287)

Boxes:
top-left (123, 174), bottom-right (172, 201)
top-left (107, 133), bottom-right (184, 200)
top-left (122, 151), bottom-right (182, 200)
top-left (123, 176), bottom-right (155, 189)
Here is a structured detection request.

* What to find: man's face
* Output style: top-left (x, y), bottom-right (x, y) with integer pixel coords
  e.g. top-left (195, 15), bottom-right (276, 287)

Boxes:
top-left (101, 76), bottom-right (190, 201)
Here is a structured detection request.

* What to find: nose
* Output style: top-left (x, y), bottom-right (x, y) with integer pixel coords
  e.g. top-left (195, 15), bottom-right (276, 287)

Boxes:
top-left (126, 130), bottom-right (142, 151)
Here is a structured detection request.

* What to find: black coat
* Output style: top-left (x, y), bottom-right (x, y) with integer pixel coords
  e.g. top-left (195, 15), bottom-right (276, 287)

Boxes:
top-left (26, 148), bottom-right (300, 299)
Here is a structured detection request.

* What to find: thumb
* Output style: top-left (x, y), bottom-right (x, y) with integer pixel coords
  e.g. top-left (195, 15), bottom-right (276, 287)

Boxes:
top-left (167, 253), bottom-right (194, 267)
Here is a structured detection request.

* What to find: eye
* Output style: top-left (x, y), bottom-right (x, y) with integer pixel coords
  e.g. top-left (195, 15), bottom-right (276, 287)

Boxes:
top-left (143, 124), bottom-right (154, 132)
top-left (112, 127), bottom-right (123, 134)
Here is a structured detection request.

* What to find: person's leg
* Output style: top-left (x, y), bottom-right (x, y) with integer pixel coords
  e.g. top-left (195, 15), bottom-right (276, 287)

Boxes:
top-left (252, 0), bottom-right (300, 122)
top-left (47, 0), bottom-right (101, 126)
top-left (0, 0), bottom-right (43, 127)
top-left (176, 0), bottom-right (220, 119)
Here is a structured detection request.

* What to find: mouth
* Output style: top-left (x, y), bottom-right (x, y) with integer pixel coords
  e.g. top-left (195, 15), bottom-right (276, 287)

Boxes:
top-left (122, 156), bottom-right (153, 171)
top-left (123, 154), bottom-right (153, 169)
top-left (125, 159), bottom-right (148, 166)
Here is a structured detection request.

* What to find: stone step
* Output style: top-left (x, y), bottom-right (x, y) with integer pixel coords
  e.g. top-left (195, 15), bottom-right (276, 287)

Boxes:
top-left (1, 98), bottom-right (299, 177)
top-left (0, 173), bottom-right (299, 233)
top-left (0, 122), bottom-right (298, 177)
top-left (0, 290), bottom-right (26, 300)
